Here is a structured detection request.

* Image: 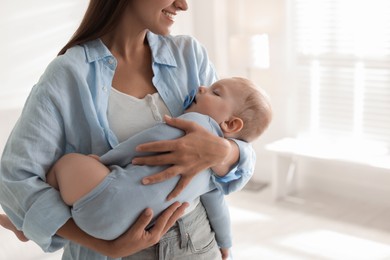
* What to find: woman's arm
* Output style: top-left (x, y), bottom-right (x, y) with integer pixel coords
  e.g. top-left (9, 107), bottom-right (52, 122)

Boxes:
top-left (100, 112), bottom-right (231, 200)
top-left (0, 56), bottom-right (187, 255)
top-left (133, 115), bottom-right (255, 199)
top-left (56, 202), bottom-right (187, 258)
top-left (1, 202), bottom-right (187, 257)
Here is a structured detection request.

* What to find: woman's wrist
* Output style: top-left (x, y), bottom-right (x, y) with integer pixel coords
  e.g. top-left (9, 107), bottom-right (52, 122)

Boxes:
top-left (56, 219), bottom-right (115, 257)
top-left (211, 139), bottom-right (239, 177)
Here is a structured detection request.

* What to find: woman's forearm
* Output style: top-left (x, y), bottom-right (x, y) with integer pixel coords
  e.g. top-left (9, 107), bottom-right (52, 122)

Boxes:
top-left (56, 219), bottom-right (111, 256)
top-left (211, 139), bottom-right (239, 177)
top-left (132, 114), bottom-right (248, 198)
top-left (56, 202), bottom-right (187, 258)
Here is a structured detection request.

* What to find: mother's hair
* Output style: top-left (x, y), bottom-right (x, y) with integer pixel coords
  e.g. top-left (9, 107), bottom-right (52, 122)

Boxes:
top-left (58, 0), bottom-right (129, 55)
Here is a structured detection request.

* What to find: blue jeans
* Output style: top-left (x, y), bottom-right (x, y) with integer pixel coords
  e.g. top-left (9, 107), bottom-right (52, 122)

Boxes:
top-left (123, 202), bottom-right (221, 260)
top-left (62, 203), bottom-right (221, 260)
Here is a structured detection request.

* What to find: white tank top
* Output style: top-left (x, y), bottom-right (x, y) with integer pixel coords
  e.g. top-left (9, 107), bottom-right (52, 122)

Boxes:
top-left (107, 88), bottom-right (199, 214)
top-left (108, 88), bottom-right (171, 143)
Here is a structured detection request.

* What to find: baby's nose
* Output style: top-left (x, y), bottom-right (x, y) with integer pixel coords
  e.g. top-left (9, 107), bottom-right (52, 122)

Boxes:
top-left (198, 86), bottom-right (207, 93)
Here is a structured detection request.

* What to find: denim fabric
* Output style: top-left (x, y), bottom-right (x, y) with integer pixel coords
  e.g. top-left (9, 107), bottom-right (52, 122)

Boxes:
top-left (123, 202), bottom-right (221, 260)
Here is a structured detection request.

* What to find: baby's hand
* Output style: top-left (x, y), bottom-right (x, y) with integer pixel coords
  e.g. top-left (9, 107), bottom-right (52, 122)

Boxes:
top-left (220, 248), bottom-right (230, 260)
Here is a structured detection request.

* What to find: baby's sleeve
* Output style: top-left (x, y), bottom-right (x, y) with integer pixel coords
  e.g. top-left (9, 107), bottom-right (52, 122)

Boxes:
top-left (200, 189), bottom-right (232, 249)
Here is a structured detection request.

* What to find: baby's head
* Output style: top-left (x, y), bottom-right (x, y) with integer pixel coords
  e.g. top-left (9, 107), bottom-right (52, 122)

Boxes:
top-left (185, 77), bottom-right (272, 142)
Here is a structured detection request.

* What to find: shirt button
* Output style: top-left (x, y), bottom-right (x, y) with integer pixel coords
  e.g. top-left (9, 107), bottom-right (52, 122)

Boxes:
top-left (102, 86), bottom-right (108, 92)
top-left (108, 58), bottom-right (114, 65)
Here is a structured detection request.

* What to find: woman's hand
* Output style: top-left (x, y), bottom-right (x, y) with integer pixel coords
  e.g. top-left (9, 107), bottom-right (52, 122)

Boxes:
top-left (132, 115), bottom-right (239, 200)
top-left (104, 202), bottom-right (188, 258)
top-left (57, 202), bottom-right (188, 258)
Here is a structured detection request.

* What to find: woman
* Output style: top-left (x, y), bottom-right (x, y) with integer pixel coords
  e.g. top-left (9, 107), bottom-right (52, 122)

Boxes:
top-left (0, 0), bottom-right (255, 259)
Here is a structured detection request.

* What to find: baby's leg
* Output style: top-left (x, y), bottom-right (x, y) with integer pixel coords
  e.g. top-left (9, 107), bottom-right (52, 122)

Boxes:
top-left (46, 153), bottom-right (110, 206)
top-left (0, 214), bottom-right (28, 242)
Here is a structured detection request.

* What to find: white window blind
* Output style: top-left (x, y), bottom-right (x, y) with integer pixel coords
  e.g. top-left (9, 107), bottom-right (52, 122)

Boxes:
top-left (0, 1), bottom-right (88, 109)
top-left (289, 0), bottom-right (390, 151)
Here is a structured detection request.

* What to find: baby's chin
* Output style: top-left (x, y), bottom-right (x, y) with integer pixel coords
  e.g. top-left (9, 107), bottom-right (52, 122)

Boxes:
top-left (184, 106), bottom-right (196, 113)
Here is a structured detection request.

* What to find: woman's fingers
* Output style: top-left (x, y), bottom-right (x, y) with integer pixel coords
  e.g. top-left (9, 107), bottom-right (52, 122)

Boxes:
top-left (149, 202), bottom-right (187, 236)
top-left (163, 115), bottom-right (198, 132)
top-left (142, 166), bottom-right (197, 200)
top-left (129, 208), bottom-right (154, 233)
top-left (135, 117), bottom-right (208, 155)
top-left (141, 168), bottom-right (197, 200)
top-left (160, 202), bottom-right (189, 234)
top-left (135, 140), bottom-right (175, 154)
top-left (110, 203), bottom-right (186, 258)
top-left (133, 116), bottom-right (234, 199)
top-left (141, 166), bottom-right (180, 185)
top-left (141, 163), bottom-right (206, 200)
top-left (133, 152), bottom-right (175, 166)
top-left (166, 176), bottom-right (193, 201)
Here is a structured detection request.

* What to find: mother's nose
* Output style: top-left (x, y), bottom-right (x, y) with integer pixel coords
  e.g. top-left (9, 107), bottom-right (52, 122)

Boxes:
top-left (174, 0), bottom-right (188, 11)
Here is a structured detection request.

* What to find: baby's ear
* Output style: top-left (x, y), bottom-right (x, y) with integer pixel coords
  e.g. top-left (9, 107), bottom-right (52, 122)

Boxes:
top-left (220, 116), bottom-right (244, 135)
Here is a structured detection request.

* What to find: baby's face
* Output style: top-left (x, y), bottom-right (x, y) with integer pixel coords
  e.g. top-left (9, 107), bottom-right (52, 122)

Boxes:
top-left (185, 79), bottom-right (241, 124)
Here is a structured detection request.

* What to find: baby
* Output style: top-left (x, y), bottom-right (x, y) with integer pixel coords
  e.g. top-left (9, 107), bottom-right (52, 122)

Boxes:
top-left (0, 77), bottom-right (272, 258)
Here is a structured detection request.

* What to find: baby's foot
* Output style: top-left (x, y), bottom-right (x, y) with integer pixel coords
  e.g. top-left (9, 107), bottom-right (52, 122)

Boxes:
top-left (0, 214), bottom-right (29, 242)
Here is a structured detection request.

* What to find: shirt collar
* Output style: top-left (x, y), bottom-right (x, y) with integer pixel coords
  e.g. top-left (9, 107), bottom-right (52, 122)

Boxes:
top-left (147, 31), bottom-right (177, 67)
top-left (84, 38), bottom-right (113, 63)
top-left (82, 32), bottom-right (177, 67)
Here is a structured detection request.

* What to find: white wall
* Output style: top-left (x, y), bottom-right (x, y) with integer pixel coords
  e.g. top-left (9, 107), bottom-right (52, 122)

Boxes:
top-left (170, 0), bottom-right (194, 36)
top-left (0, 0), bottom-right (89, 109)
top-left (227, 0), bottom-right (293, 183)
top-left (0, 1), bottom-right (88, 259)
top-left (194, 0), bottom-right (291, 182)
top-left (173, 0), bottom-right (292, 183)
top-left (0, 0), bottom-right (89, 151)
top-left (190, 0), bottom-right (390, 202)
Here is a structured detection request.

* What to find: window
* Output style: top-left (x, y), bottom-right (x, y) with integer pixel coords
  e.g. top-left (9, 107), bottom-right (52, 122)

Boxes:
top-left (289, 0), bottom-right (390, 152)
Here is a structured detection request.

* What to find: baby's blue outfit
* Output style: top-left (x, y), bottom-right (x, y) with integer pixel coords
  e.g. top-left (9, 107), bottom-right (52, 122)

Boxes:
top-left (0, 32), bottom-right (256, 259)
top-left (72, 112), bottom-right (247, 249)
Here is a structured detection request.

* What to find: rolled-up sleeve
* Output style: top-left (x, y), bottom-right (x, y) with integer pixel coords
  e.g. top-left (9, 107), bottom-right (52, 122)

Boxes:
top-left (212, 139), bottom-right (256, 194)
top-left (0, 40), bottom-right (121, 253)
top-left (0, 83), bottom-right (71, 252)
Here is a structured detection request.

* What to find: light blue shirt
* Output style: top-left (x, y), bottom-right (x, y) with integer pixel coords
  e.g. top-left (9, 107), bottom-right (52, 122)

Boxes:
top-left (0, 32), bottom-right (255, 258)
